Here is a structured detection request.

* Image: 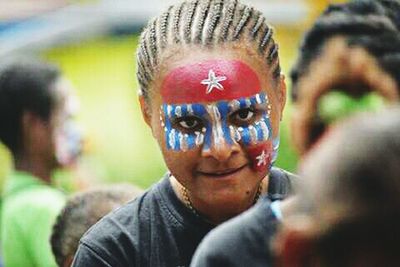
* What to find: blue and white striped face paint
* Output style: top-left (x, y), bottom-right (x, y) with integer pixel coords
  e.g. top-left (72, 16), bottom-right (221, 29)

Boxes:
top-left (160, 92), bottom-right (277, 156)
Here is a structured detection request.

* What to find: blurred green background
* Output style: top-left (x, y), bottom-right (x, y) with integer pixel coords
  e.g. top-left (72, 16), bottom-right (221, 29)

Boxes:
top-left (0, 27), bottom-right (302, 191)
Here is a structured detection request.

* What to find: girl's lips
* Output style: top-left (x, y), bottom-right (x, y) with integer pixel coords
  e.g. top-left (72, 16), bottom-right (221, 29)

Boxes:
top-left (197, 164), bottom-right (248, 178)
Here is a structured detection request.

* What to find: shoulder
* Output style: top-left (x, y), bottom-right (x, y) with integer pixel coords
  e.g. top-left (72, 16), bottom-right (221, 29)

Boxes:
top-left (75, 180), bottom-right (166, 265)
top-left (2, 185), bottom-right (65, 220)
top-left (75, 196), bottom-right (140, 266)
top-left (191, 198), bottom-right (278, 267)
top-left (268, 167), bottom-right (299, 201)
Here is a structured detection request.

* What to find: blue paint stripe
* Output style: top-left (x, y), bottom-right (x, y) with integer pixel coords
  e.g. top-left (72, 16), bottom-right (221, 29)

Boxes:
top-left (241, 127), bottom-right (251, 146)
top-left (187, 134), bottom-right (195, 149)
top-left (255, 123), bottom-right (264, 141)
top-left (192, 104), bottom-right (206, 116)
top-left (163, 104), bottom-right (173, 150)
top-left (181, 104), bottom-right (188, 116)
top-left (239, 98), bottom-right (247, 109)
top-left (250, 96), bottom-right (257, 106)
top-left (217, 101), bottom-right (230, 118)
top-left (259, 92), bottom-right (266, 104)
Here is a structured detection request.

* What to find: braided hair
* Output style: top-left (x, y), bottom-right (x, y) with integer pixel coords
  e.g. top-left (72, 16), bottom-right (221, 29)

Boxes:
top-left (136, 0), bottom-right (281, 102)
top-left (291, 0), bottom-right (400, 102)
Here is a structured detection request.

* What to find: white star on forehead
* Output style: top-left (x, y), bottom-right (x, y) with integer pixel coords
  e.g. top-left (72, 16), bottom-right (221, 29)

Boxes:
top-left (256, 150), bottom-right (268, 167)
top-left (201, 69), bottom-right (227, 94)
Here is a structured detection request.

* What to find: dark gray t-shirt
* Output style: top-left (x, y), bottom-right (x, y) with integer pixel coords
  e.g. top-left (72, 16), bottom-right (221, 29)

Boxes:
top-left (190, 196), bottom-right (279, 267)
top-left (72, 168), bottom-right (294, 267)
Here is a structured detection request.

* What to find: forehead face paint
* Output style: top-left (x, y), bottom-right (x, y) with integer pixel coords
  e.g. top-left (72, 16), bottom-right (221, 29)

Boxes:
top-left (160, 60), bottom-right (277, 172)
top-left (161, 60), bottom-right (261, 104)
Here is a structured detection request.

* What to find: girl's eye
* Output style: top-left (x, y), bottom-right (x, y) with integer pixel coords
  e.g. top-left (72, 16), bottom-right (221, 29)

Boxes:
top-left (177, 117), bottom-right (201, 129)
top-left (234, 109), bottom-right (255, 122)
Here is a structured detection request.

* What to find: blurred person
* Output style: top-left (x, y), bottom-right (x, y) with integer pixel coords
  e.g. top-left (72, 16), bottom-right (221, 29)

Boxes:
top-left (290, 0), bottom-right (400, 155)
top-left (190, 0), bottom-right (400, 265)
top-left (0, 58), bottom-right (81, 267)
top-left (72, 0), bottom-right (296, 266)
top-left (51, 184), bottom-right (143, 267)
top-left (275, 107), bottom-right (400, 267)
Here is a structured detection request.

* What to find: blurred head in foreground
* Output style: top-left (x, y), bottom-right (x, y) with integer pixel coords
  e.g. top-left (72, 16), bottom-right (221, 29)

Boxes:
top-left (51, 184), bottom-right (143, 267)
top-left (290, 0), bottom-right (400, 156)
top-left (276, 107), bottom-right (400, 267)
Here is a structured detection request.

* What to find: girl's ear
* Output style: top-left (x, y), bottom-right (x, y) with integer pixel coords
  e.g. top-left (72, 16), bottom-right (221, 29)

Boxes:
top-left (278, 74), bottom-right (287, 121)
top-left (139, 94), bottom-right (151, 127)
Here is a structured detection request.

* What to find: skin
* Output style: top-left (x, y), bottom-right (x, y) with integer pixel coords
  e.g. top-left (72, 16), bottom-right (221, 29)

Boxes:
top-left (15, 77), bottom-right (79, 183)
top-left (140, 43), bottom-right (286, 224)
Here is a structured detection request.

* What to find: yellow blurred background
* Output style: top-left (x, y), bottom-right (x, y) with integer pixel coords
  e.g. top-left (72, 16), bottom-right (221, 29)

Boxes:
top-left (0, 0), bottom-right (347, 191)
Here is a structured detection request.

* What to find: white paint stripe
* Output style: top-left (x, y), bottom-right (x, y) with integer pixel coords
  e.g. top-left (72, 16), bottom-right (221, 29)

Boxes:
top-left (167, 105), bottom-right (172, 117)
top-left (207, 104), bottom-right (225, 149)
top-left (180, 132), bottom-right (188, 151)
top-left (256, 94), bottom-right (262, 104)
top-left (260, 120), bottom-right (269, 140)
top-left (249, 125), bottom-right (258, 144)
top-left (169, 129), bottom-right (176, 149)
top-left (229, 99), bottom-right (240, 111)
top-left (187, 104), bottom-right (193, 115)
top-left (175, 106), bottom-right (182, 117)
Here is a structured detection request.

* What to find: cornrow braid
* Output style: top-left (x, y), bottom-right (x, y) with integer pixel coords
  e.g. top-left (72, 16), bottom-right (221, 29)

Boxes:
top-left (290, 0), bottom-right (400, 102)
top-left (136, 0), bottom-right (281, 101)
top-left (183, 1), bottom-right (198, 43)
top-left (218, 0), bottom-right (237, 43)
top-left (194, 0), bottom-right (211, 43)
top-left (204, 0), bottom-right (223, 44)
top-left (159, 7), bottom-right (173, 49)
top-left (250, 12), bottom-right (265, 40)
top-left (172, 3), bottom-right (184, 43)
top-left (233, 6), bottom-right (253, 40)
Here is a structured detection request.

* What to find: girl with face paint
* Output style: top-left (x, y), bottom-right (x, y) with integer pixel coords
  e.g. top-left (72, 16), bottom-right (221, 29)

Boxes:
top-left (155, 55), bottom-right (284, 223)
top-left (72, 1), bottom-right (294, 266)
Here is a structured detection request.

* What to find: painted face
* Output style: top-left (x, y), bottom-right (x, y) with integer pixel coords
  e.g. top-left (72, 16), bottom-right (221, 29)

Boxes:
top-left (52, 78), bottom-right (83, 167)
top-left (160, 60), bottom-right (279, 172)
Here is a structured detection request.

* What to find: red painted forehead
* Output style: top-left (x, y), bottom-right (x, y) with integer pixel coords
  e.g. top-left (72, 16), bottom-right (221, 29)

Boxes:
top-left (161, 60), bottom-right (261, 104)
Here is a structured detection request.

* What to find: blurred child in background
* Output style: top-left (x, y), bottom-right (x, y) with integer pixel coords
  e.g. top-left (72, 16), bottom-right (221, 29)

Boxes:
top-left (0, 58), bottom-right (82, 267)
top-left (51, 184), bottom-right (143, 267)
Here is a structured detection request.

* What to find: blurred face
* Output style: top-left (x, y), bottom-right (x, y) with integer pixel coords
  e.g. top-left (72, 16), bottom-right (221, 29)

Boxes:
top-left (144, 47), bottom-right (285, 209)
top-left (49, 77), bottom-right (82, 168)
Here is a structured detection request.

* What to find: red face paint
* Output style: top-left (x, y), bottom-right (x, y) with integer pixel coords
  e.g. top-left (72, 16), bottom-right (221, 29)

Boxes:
top-left (161, 60), bottom-right (261, 104)
top-left (247, 142), bottom-right (272, 172)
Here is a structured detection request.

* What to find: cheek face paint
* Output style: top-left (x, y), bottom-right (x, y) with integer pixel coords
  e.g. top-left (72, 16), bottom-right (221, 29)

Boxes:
top-left (246, 136), bottom-right (280, 173)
